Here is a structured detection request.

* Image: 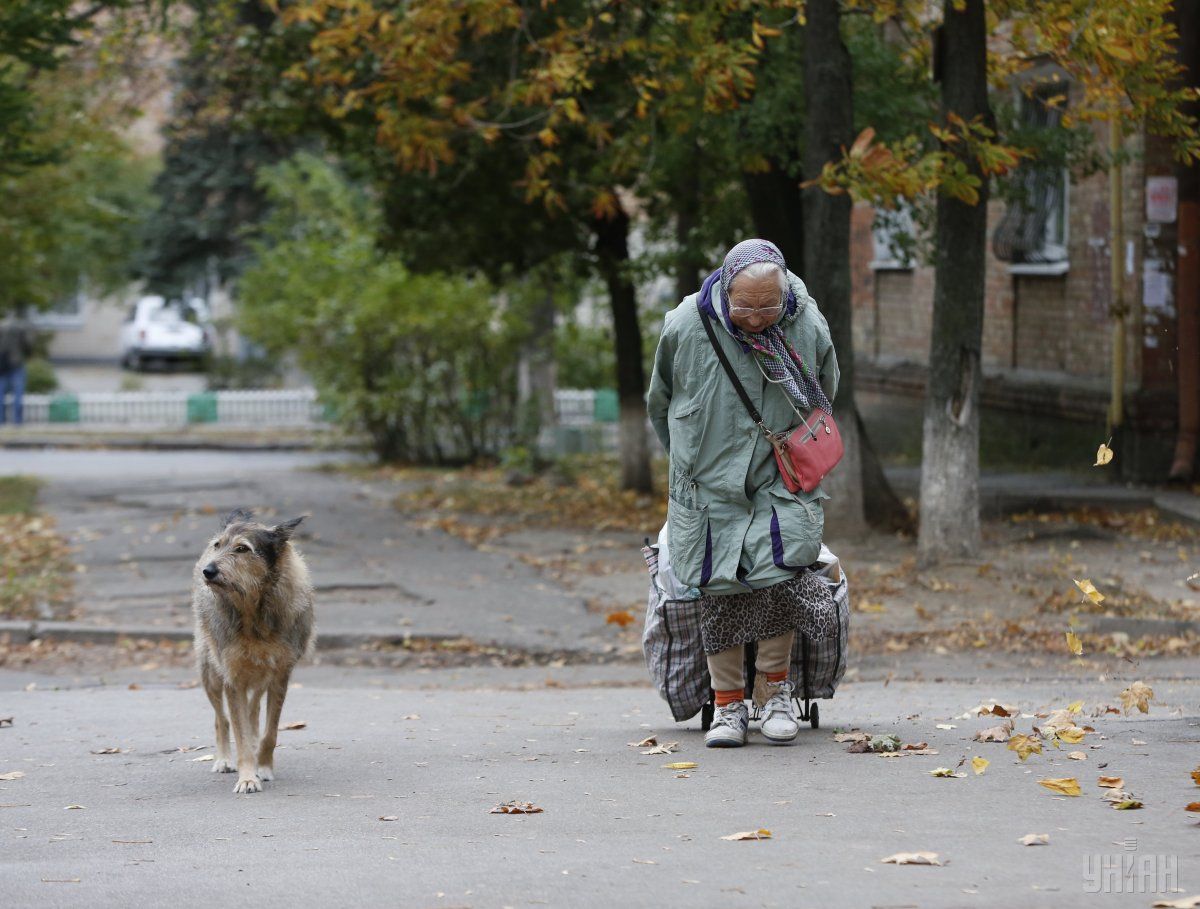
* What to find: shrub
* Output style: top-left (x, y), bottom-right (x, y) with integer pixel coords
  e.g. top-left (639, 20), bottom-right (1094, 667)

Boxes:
top-left (23, 357), bottom-right (57, 394)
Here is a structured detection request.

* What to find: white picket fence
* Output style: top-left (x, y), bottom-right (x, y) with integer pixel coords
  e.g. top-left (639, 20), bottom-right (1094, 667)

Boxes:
top-left (18, 388), bottom-right (613, 429)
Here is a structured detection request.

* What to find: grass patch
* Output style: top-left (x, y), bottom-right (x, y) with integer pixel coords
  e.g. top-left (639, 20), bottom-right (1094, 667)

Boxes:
top-left (0, 477), bottom-right (74, 619)
top-left (0, 476), bottom-right (41, 515)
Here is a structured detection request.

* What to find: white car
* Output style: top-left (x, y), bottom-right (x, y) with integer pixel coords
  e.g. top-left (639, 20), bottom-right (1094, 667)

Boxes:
top-left (120, 296), bottom-right (213, 370)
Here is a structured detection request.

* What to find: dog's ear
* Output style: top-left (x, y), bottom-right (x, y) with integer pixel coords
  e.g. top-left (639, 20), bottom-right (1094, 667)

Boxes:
top-left (222, 508), bottom-right (254, 528)
top-left (270, 515), bottom-right (306, 542)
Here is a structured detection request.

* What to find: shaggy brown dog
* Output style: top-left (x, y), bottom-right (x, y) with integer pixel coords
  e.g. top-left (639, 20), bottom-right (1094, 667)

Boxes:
top-left (192, 509), bottom-right (314, 794)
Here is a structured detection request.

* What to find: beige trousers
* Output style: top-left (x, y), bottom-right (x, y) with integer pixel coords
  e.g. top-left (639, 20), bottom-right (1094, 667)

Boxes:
top-left (706, 630), bottom-right (794, 692)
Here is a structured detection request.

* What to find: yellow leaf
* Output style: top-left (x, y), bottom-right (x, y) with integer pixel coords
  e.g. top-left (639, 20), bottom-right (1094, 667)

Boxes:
top-left (1038, 777), bottom-right (1082, 796)
top-left (972, 757), bottom-right (989, 775)
top-left (1111, 799), bottom-right (1143, 810)
top-left (663, 762), bottom-right (697, 770)
top-left (1008, 734), bottom-right (1043, 761)
top-left (1055, 726), bottom-right (1087, 744)
top-left (1094, 442), bottom-right (1114, 467)
top-left (1119, 681), bottom-right (1153, 715)
top-left (1074, 578), bottom-right (1105, 605)
top-left (1065, 631), bottom-right (1083, 656)
top-left (1066, 700), bottom-right (1084, 714)
top-left (931, 766), bottom-right (964, 777)
top-left (721, 829), bottom-right (771, 841)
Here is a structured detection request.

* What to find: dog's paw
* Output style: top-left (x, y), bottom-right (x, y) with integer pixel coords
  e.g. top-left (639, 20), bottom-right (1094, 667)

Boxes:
top-left (233, 775), bottom-right (262, 794)
top-left (211, 757), bottom-right (235, 773)
top-left (257, 765), bottom-right (274, 782)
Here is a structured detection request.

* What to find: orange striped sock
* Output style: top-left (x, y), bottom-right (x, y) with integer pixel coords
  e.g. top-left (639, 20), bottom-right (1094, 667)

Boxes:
top-left (765, 671), bottom-right (788, 684)
top-left (714, 689), bottom-right (743, 707)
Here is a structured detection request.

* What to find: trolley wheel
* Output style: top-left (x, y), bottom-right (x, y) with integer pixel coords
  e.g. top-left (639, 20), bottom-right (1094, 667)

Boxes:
top-left (809, 701), bottom-right (820, 729)
top-left (700, 701), bottom-right (715, 732)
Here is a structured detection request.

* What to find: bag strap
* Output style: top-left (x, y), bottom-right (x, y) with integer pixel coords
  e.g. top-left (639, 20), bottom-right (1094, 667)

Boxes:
top-left (697, 300), bottom-right (772, 437)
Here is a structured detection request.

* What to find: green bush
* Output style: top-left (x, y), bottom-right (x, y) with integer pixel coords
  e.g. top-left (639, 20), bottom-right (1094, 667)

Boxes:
top-left (24, 357), bottom-right (57, 394)
top-left (238, 154), bottom-right (522, 463)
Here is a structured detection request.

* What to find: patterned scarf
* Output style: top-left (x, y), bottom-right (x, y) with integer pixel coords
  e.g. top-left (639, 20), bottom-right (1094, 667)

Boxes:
top-left (698, 239), bottom-right (833, 416)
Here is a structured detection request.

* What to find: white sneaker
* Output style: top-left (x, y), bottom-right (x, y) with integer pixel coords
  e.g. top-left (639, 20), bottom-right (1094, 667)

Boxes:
top-left (759, 680), bottom-right (800, 744)
top-left (705, 702), bottom-right (749, 748)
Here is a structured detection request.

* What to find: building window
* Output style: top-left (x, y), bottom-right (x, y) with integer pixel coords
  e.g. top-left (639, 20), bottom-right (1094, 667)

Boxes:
top-left (870, 204), bottom-right (917, 271)
top-left (993, 85), bottom-right (1070, 275)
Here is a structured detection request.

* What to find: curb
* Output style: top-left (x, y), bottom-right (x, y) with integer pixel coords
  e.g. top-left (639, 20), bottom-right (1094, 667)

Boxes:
top-left (0, 437), bottom-right (351, 453)
top-left (0, 620), bottom-right (464, 650)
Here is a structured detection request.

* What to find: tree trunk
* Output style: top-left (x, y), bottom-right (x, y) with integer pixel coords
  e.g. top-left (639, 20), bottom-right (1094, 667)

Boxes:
top-left (743, 161), bottom-right (804, 270)
top-left (802, 0), bottom-right (909, 536)
top-left (593, 204), bottom-right (653, 493)
top-left (674, 143), bottom-right (707, 303)
top-left (918, 0), bottom-right (991, 565)
top-left (517, 284), bottom-right (558, 450)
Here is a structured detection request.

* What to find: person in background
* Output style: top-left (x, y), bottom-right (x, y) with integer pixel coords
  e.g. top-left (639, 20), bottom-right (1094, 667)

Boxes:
top-left (0, 311), bottom-right (34, 426)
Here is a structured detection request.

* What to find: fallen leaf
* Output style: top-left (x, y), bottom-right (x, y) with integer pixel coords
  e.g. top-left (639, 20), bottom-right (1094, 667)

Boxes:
top-left (64, 805), bottom-right (85, 810)
top-left (1098, 776), bottom-right (1124, 789)
top-left (191, 755), bottom-right (214, 762)
top-left (1008, 734), bottom-right (1043, 761)
top-left (0, 717), bottom-right (12, 727)
top-left (663, 762), bottom-right (697, 770)
top-left (1038, 778), bottom-right (1081, 796)
top-left (606, 610), bottom-right (635, 628)
top-left (90, 747), bottom-right (121, 755)
top-left (971, 757), bottom-right (989, 775)
top-left (378, 815), bottom-right (399, 821)
top-left (902, 742), bottom-right (929, 750)
top-left (402, 714), bottom-right (420, 721)
top-left (279, 721), bottom-right (307, 731)
top-left (974, 721), bottom-right (1013, 743)
top-left (1192, 767), bottom-right (1200, 786)
top-left (628, 736), bottom-right (657, 748)
top-left (1131, 738), bottom-right (1147, 746)
top-left (1119, 681), bottom-right (1153, 715)
top-left (1093, 442), bottom-right (1114, 467)
top-left (1055, 726), bottom-right (1087, 745)
top-left (1018, 833), bottom-right (1049, 846)
top-left (1152, 897), bottom-right (1200, 909)
top-left (0, 771), bottom-right (25, 780)
top-left (1065, 631), bottom-right (1083, 657)
top-left (1066, 700), bottom-right (1084, 713)
top-left (1185, 802), bottom-right (1200, 813)
top-left (1067, 751), bottom-right (1087, 761)
top-left (490, 801), bottom-right (543, 814)
top-left (721, 829), bottom-right (771, 841)
top-left (641, 742), bottom-right (679, 756)
top-left (935, 724), bottom-right (956, 731)
top-left (1074, 578), bottom-right (1105, 605)
top-left (1110, 799), bottom-right (1143, 810)
top-left (833, 731), bottom-right (869, 744)
top-left (632, 859), bottom-right (657, 865)
top-left (880, 851), bottom-right (942, 866)
top-left (931, 767), bottom-right (966, 778)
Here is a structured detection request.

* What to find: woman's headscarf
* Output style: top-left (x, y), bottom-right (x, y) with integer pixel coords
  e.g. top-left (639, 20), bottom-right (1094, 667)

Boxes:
top-left (698, 239), bottom-right (832, 416)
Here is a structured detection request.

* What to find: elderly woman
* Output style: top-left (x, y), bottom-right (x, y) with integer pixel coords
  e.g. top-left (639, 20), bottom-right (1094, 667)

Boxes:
top-left (647, 239), bottom-right (839, 748)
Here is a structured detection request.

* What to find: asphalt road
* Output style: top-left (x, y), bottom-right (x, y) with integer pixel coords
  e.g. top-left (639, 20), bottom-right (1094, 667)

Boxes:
top-left (2, 671), bottom-right (1199, 909)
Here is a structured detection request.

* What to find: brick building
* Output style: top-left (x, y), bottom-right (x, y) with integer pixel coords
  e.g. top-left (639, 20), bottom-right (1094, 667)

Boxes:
top-left (848, 122), bottom-right (1194, 480)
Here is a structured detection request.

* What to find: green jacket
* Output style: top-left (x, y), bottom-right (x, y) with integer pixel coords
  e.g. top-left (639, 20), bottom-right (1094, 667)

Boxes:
top-left (646, 270), bottom-right (839, 596)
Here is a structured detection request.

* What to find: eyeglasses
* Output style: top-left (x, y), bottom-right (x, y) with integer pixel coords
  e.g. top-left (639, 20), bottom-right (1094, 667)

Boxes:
top-left (728, 304), bottom-right (784, 317)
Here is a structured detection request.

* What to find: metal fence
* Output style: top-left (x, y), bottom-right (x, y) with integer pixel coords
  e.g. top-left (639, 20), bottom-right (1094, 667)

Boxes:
top-left (17, 387), bottom-right (618, 430)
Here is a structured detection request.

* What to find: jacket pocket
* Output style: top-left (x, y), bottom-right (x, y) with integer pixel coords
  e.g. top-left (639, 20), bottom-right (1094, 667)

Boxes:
top-left (768, 489), bottom-right (823, 571)
top-left (667, 495), bottom-right (712, 588)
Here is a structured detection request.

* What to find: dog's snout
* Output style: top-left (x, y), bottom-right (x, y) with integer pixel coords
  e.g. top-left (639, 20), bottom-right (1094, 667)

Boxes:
top-left (202, 563), bottom-right (219, 581)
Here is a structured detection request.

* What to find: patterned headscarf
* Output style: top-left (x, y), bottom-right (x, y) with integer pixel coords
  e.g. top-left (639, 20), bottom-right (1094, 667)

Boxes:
top-left (698, 239), bottom-right (832, 416)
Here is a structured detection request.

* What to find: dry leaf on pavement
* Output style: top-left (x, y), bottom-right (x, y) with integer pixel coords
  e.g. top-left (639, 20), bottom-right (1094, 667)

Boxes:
top-left (974, 721), bottom-right (1013, 742)
top-left (1065, 631), bottom-right (1083, 656)
top-left (1008, 734), bottom-right (1043, 761)
top-left (491, 801), bottom-right (544, 814)
top-left (279, 721), bottom-right (307, 731)
top-left (606, 610), bottom-right (635, 628)
top-left (1152, 897), bottom-right (1200, 909)
top-left (1110, 799), bottom-right (1143, 810)
top-left (378, 815), bottom-right (399, 821)
top-left (663, 762), bottom-right (697, 770)
top-left (833, 731), bottom-right (869, 744)
top-left (0, 771), bottom-right (24, 780)
top-left (1184, 802), bottom-right (1200, 813)
top-left (1192, 767), bottom-right (1200, 786)
top-left (64, 805), bottom-right (85, 810)
top-left (1038, 778), bottom-right (1082, 796)
top-left (0, 717), bottom-right (13, 727)
top-left (935, 724), bottom-right (956, 731)
top-left (1018, 834), bottom-right (1049, 846)
top-left (1067, 751), bottom-right (1087, 761)
top-left (641, 742), bottom-right (678, 756)
top-left (721, 829), bottom-right (771, 841)
top-left (880, 852), bottom-right (942, 866)
top-left (931, 767), bottom-right (966, 778)
top-left (972, 757), bottom-right (989, 775)
top-left (628, 736), bottom-right (657, 748)
top-left (1098, 776), bottom-right (1124, 789)
top-left (191, 755), bottom-right (214, 762)
top-left (1119, 681), bottom-right (1153, 715)
top-left (90, 747), bottom-right (121, 755)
